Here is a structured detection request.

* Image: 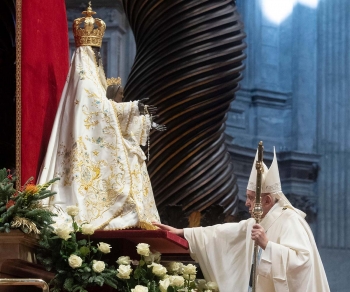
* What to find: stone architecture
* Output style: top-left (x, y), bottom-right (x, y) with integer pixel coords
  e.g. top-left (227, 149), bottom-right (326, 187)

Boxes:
top-left (227, 0), bottom-right (350, 290)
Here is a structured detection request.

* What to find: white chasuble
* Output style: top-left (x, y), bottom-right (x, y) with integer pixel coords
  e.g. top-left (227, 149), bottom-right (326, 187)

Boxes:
top-left (38, 46), bottom-right (160, 230)
top-left (184, 202), bottom-right (330, 292)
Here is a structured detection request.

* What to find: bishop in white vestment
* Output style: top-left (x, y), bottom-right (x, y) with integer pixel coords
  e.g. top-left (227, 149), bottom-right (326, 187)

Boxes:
top-left (154, 148), bottom-right (330, 292)
top-left (38, 4), bottom-right (160, 230)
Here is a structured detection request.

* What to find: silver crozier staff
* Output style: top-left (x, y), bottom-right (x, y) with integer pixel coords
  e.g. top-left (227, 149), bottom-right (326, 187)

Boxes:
top-left (252, 141), bottom-right (264, 292)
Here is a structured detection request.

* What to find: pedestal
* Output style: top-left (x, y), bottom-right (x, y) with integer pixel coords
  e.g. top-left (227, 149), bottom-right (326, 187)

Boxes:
top-left (0, 230), bottom-right (54, 291)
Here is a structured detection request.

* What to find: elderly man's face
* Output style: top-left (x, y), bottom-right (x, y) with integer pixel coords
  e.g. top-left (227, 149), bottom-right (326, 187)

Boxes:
top-left (245, 190), bottom-right (274, 218)
top-left (245, 190), bottom-right (256, 215)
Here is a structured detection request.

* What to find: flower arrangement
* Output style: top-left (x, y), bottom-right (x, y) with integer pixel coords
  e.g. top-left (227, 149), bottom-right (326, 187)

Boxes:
top-left (116, 243), bottom-right (219, 292)
top-left (0, 168), bottom-right (58, 234)
top-left (37, 205), bottom-right (219, 292)
top-left (37, 205), bottom-right (119, 292)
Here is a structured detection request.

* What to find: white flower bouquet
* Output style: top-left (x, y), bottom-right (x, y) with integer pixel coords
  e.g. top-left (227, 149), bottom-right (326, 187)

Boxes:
top-left (116, 244), bottom-right (219, 292)
top-left (36, 206), bottom-right (119, 292)
top-left (36, 204), bottom-right (219, 292)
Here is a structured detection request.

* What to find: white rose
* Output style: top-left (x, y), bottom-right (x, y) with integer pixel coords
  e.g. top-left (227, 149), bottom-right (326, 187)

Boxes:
top-left (159, 278), bottom-right (170, 292)
top-left (66, 205), bottom-right (79, 216)
top-left (197, 279), bottom-right (207, 290)
top-left (206, 282), bottom-right (218, 291)
top-left (117, 256), bottom-right (131, 265)
top-left (81, 223), bottom-right (95, 235)
top-left (136, 243), bottom-right (150, 256)
top-left (55, 223), bottom-right (72, 241)
top-left (204, 290), bottom-right (212, 292)
top-left (167, 262), bottom-right (182, 274)
top-left (148, 263), bottom-right (167, 277)
top-left (152, 251), bottom-right (161, 263)
top-left (117, 264), bottom-right (132, 279)
top-left (131, 285), bottom-right (148, 292)
top-left (97, 242), bottom-right (111, 254)
top-left (68, 254), bottom-right (82, 269)
top-left (182, 264), bottom-right (197, 275)
top-left (169, 275), bottom-right (184, 287)
top-left (92, 260), bottom-right (105, 273)
top-left (144, 251), bottom-right (161, 264)
top-left (183, 274), bottom-right (196, 281)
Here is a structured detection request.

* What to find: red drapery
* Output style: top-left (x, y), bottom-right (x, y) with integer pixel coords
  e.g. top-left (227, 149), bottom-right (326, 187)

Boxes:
top-left (21, 0), bottom-right (69, 181)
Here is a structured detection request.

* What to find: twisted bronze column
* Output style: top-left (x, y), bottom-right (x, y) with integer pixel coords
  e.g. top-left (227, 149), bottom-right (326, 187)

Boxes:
top-left (122, 0), bottom-right (246, 218)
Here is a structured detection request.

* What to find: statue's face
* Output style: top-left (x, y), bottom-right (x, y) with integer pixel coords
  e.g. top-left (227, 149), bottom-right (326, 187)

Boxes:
top-left (91, 46), bottom-right (101, 65)
top-left (114, 87), bottom-right (124, 103)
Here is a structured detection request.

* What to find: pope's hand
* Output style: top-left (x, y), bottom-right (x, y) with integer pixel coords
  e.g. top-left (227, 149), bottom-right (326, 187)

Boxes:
top-left (251, 224), bottom-right (268, 250)
top-left (152, 222), bottom-right (184, 237)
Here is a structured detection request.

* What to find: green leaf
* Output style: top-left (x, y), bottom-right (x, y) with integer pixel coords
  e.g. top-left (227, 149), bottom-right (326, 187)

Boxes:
top-left (73, 221), bottom-right (79, 232)
top-left (94, 275), bottom-right (104, 286)
top-left (84, 266), bottom-right (91, 273)
top-left (63, 277), bottom-right (74, 291)
top-left (77, 239), bottom-right (87, 246)
top-left (79, 246), bottom-right (90, 257)
top-left (167, 287), bottom-right (176, 292)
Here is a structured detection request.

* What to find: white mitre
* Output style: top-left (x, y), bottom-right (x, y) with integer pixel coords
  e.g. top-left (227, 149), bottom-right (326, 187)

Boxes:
top-left (262, 147), bottom-right (281, 194)
top-left (263, 147), bottom-right (306, 218)
top-left (247, 149), bottom-right (268, 191)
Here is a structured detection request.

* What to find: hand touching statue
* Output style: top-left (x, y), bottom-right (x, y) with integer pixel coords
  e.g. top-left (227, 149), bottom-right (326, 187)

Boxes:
top-left (152, 222), bottom-right (184, 237)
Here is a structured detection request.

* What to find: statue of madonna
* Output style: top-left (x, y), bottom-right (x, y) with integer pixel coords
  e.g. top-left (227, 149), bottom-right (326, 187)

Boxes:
top-left (38, 3), bottom-right (163, 230)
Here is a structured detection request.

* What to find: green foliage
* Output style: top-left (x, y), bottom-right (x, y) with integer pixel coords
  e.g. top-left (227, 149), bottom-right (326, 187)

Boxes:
top-left (0, 167), bottom-right (58, 235)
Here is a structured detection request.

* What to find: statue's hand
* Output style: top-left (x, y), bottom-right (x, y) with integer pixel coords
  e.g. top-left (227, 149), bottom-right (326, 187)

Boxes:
top-left (138, 98), bottom-right (157, 115)
top-left (153, 124), bottom-right (167, 131)
top-left (151, 116), bottom-right (167, 131)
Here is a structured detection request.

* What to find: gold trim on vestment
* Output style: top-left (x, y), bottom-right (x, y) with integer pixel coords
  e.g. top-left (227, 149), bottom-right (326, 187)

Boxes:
top-left (96, 220), bottom-right (158, 231)
top-left (91, 52), bottom-right (137, 231)
top-left (15, 0), bottom-right (22, 188)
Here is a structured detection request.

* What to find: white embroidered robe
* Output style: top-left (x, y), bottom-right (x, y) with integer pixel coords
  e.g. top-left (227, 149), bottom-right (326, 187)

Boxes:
top-left (38, 46), bottom-right (160, 230)
top-left (184, 202), bottom-right (330, 292)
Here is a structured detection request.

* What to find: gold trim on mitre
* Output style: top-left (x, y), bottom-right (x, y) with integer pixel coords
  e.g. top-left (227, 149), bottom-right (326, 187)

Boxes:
top-left (106, 77), bottom-right (122, 87)
top-left (73, 2), bottom-right (106, 48)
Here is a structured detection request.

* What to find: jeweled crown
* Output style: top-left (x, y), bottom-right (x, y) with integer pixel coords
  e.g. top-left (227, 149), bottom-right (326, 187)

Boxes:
top-left (73, 2), bottom-right (106, 48)
top-left (106, 77), bottom-right (122, 87)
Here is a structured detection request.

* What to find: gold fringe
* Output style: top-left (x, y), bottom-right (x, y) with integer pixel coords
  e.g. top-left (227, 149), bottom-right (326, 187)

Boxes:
top-left (139, 221), bottom-right (158, 231)
top-left (98, 221), bottom-right (158, 231)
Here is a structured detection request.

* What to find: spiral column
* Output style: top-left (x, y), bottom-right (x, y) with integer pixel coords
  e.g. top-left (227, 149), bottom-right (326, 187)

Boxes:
top-left (122, 0), bottom-right (246, 217)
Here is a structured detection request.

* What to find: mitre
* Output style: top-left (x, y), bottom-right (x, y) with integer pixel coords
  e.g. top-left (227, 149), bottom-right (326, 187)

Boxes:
top-left (247, 149), bottom-right (268, 191)
top-left (263, 147), bottom-right (307, 218)
top-left (262, 147), bottom-right (281, 194)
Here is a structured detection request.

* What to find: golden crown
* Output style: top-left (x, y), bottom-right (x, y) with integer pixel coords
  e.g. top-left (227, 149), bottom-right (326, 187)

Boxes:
top-left (73, 2), bottom-right (106, 48)
top-left (106, 77), bottom-right (122, 86)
